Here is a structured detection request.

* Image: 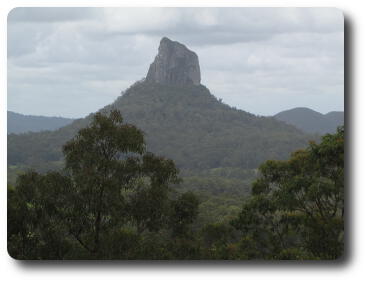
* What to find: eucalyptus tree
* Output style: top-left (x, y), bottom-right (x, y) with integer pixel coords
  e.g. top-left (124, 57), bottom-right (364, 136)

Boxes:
top-left (62, 110), bottom-right (180, 257)
top-left (232, 127), bottom-right (344, 259)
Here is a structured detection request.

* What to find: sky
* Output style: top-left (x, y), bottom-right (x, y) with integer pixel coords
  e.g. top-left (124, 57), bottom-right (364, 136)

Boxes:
top-left (7, 7), bottom-right (344, 118)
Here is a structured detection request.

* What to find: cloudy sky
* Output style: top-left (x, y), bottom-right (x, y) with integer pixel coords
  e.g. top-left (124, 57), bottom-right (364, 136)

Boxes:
top-left (7, 7), bottom-right (344, 118)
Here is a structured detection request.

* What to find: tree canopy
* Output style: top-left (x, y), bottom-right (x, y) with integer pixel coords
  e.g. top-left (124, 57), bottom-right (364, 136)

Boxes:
top-left (232, 127), bottom-right (344, 259)
top-left (8, 110), bottom-right (196, 259)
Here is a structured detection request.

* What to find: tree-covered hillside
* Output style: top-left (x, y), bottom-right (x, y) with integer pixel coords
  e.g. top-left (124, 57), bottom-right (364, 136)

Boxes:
top-left (8, 81), bottom-right (316, 174)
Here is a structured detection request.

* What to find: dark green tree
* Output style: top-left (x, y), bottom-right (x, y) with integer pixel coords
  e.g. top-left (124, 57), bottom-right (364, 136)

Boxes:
top-left (169, 191), bottom-right (199, 237)
top-left (232, 127), bottom-right (344, 259)
top-left (7, 171), bottom-right (73, 259)
top-left (8, 110), bottom-right (182, 259)
top-left (200, 222), bottom-right (238, 259)
top-left (127, 153), bottom-right (180, 234)
top-left (62, 110), bottom-right (180, 257)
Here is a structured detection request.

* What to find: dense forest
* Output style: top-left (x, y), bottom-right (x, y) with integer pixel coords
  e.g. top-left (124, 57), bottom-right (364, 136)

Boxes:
top-left (8, 110), bottom-right (344, 259)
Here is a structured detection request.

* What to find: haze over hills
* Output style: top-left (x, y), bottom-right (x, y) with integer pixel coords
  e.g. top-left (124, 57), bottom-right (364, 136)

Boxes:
top-left (273, 107), bottom-right (344, 134)
top-left (8, 37), bottom-right (315, 175)
top-left (325, 111), bottom-right (344, 127)
top-left (7, 111), bottom-right (75, 134)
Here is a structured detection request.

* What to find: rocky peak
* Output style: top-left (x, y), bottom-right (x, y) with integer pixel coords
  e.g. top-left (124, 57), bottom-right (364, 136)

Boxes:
top-left (146, 37), bottom-right (201, 86)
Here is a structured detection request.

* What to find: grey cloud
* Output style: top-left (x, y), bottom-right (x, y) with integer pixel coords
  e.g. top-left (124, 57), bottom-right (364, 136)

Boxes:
top-left (75, 8), bottom-right (344, 46)
top-left (8, 7), bottom-right (99, 23)
top-left (7, 8), bottom-right (344, 118)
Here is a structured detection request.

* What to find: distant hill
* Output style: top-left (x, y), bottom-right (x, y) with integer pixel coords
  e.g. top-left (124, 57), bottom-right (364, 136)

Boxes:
top-left (273, 107), bottom-right (344, 134)
top-left (8, 37), bottom-right (316, 174)
top-left (7, 111), bottom-right (75, 134)
top-left (325, 111), bottom-right (344, 128)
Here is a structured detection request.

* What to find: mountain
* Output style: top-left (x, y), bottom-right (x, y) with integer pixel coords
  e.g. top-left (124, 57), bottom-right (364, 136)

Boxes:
top-left (8, 37), bottom-right (315, 174)
top-left (325, 111), bottom-right (344, 128)
top-left (274, 107), bottom-right (344, 134)
top-left (7, 111), bottom-right (75, 134)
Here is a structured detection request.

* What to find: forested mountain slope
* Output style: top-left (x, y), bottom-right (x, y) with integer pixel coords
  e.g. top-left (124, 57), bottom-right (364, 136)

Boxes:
top-left (103, 82), bottom-right (314, 169)
top-left (8, 81), bottom-right (314, 172)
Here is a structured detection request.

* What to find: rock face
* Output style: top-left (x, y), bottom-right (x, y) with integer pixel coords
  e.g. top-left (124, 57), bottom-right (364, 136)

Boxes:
top-left (146, 37), bottom-right (201, 86)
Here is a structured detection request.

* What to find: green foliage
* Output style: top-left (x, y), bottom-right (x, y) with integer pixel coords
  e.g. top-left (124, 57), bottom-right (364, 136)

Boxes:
top-left (232, 127), bottom-right (344, 259)
top-left (169, 191), bottom-right (199, 237)
top-left (174, 167), bottom-right (255, 230)
top-left (7, 171), bottom-right (74, 259)
top-left (126, 153), bottom-right (181, 234)
top-left (200, 222), bottom-right (239, 259)
top-left (7, 110), bottom-right (192, 259)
